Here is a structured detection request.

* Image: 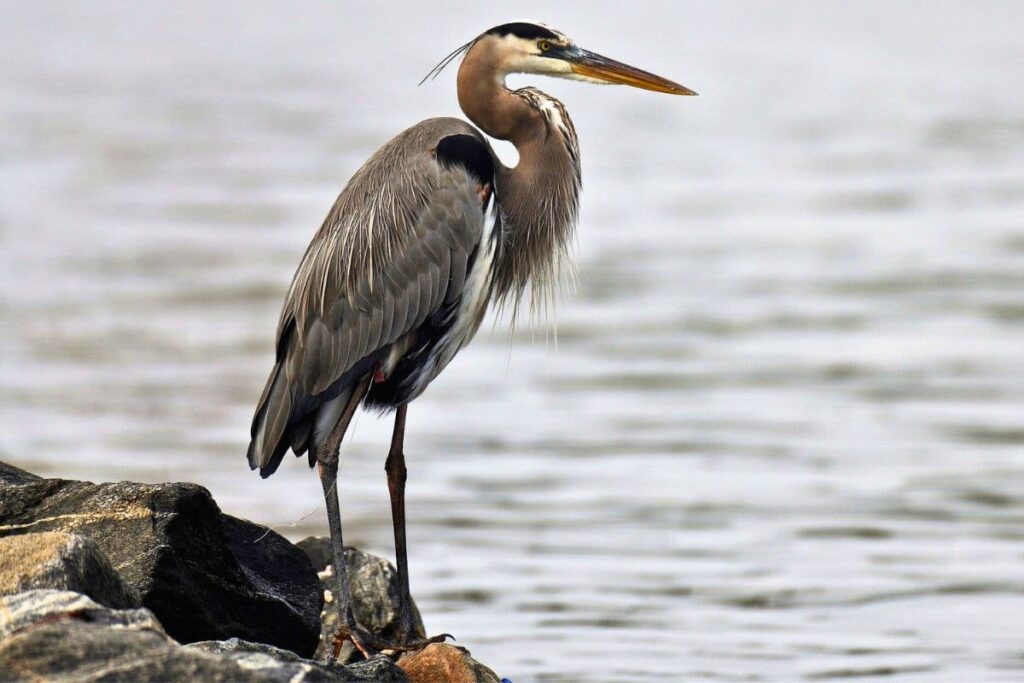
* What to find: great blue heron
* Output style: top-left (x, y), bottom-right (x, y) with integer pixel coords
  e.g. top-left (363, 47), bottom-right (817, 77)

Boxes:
top-left (247, 21), bottom-right (694, 658)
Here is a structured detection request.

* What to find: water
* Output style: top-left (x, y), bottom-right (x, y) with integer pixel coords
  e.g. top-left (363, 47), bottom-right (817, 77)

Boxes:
top-left (2, 2), bottom-right (1024, 681)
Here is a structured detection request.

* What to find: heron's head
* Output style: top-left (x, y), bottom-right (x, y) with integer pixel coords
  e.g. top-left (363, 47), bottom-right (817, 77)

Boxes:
top-left (425, 21), bottom-right (696, 96)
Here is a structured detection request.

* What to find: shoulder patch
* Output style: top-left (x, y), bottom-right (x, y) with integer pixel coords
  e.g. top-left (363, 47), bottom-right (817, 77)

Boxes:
top-left (435, 134), bottom-right (495, 187)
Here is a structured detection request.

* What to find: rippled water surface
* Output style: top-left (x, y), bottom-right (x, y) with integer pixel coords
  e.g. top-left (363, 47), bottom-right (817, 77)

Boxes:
top-left (3, 2), bottom-right (1024, 681)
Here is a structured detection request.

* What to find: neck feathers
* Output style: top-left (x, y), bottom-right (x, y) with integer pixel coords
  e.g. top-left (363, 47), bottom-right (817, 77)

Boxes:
top-left (491, 88), bottom-right (580, 318)
top-left (457, 45), bottom-right (582, 319)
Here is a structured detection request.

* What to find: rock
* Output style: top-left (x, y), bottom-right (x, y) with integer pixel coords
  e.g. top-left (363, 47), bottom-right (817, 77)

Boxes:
top-left (297, 537), bottom-right (425, 662)
top-left (0, 461), bottom-right (39, 485)
top-left (0, 589), bottom-right (160, 642)
top-left (0, 466), bottom-right (322, 656)
top-left (0, 589), bottom-right (409, 682)
top-left (0, 462), bottom-right (504, 681)
top-left (0, 531), bottom-right (139, 609)
top-left (398, 644), bottom-right (502, 683)
top-left (297, 535), bottom-right (336, 572)
top-left (189, 640), bottom-right (409, 682)
top-left (0, 589), bottom-right (216, 682)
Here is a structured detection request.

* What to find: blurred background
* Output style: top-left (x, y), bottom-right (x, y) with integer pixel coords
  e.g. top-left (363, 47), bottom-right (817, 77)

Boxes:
top-left (2, 1), bottom-right (1023, 681)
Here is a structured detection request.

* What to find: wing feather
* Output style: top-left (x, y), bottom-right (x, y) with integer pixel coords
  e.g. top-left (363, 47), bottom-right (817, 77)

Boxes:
top-left (379, 285), bottom-right (396, 345)
top-left (248, 118), bottom-right (493, 476)
top-left (367, 302), bottom-right (385, 354)
top-left (434, 251), bottom-right (452, 311)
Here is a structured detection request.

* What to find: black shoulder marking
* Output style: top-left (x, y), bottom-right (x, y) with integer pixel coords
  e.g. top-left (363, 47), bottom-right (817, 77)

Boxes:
top-left (486, 22), bottom-right (558, 40)
top-left (436, 134), bottom-right (494, 187)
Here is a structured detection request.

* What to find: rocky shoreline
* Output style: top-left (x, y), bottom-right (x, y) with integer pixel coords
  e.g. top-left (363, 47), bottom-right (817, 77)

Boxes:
top-left (0, 461), bottom-right (502, 682)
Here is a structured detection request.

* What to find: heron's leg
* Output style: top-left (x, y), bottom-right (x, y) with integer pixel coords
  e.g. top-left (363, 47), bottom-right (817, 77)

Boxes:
top-left (318, 384), bottom-right (449, 659)
top-left (317, 457), bottom-right (353, 618)
top-left (385, 404), bottom-right (417, 640)
top-left (317, 375), bottom-right (374, 659)
top-left (384, 404), bottom-right (453, 649)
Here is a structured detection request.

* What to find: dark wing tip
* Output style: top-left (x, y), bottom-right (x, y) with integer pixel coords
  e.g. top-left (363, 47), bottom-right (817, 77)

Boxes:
top-left (252, 437), bottom-right (288, 479)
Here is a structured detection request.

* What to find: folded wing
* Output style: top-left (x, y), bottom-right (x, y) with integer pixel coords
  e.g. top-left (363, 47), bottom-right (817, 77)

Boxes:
top-left (247, 119), bottom-right (492, 477)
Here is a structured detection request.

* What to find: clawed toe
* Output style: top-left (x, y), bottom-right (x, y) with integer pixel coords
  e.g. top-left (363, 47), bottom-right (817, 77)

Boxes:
top-left (395, 631), bottom-right (453, 651)
top-left (330, 625), bottom-right (454, 661)
top-left (331, 624), bottom-right (379, 660)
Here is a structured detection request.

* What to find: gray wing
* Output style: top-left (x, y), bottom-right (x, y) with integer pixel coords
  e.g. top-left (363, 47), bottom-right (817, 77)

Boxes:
top-left (248, 118), bottom-right (492, 477)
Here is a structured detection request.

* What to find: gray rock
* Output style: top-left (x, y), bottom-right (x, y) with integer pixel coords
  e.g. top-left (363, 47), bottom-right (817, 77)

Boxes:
top-left (0, 465), bottom-right (322, 656)
top-left (297, 537), bottom-right (425, 662)
top-left (0, 531), bottom-right (139, 609)
top-left (0, 590), bottom-right (409, 683)
top-left (298, 535), bottom-right (336, 573)
top-left (0, 589), bottom-right (160, 641)
top-left (0, 462), bottom-right (39, 486)
top-left (189, 640), bottom-right (409, 682)
top-left (0, 590), bottom-right (208, 682)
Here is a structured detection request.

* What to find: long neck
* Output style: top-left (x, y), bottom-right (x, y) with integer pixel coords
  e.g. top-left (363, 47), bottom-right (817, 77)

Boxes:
top-left (457, 45), bottom-right (581, 316)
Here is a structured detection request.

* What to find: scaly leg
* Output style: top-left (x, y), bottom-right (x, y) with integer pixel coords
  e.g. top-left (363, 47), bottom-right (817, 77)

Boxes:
top-left (318, 382), bottom-right (448, 660)
top-left (316, 376), bottom-right (381, 660)
top-left (385, 404), bottom-right (452, 648)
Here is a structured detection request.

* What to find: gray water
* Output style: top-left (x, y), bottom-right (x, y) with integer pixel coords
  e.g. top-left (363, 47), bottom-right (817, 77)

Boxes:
top-left (3, 2), bottom-right (1024, 681)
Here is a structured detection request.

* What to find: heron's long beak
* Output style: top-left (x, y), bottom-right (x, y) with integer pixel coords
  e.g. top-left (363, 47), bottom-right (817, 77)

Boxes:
top-left (569, 48), bottom-right (696, 95)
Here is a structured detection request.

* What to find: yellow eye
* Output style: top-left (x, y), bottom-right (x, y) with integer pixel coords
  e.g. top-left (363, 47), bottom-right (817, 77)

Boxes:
top-left (538, 41), bottom-right (551, 52)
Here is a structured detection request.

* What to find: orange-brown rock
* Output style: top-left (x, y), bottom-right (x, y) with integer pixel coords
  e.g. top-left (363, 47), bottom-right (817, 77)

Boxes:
top-left (398, 643), bottom-right (501, 683)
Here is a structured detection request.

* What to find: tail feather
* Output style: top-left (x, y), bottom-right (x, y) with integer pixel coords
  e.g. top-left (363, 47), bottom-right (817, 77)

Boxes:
top-left (248, 360), bottom-right (293, 478)
top-left (248, 319), bottom-right (374, 478)
top-left (290, 418), bottom-right (312, 457)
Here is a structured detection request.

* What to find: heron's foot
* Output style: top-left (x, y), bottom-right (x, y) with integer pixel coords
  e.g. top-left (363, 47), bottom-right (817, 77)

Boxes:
top-left (331, 623), bottom-right (376, 660)
top-left (331, 624), bottom-right (452, 660)
top-left (392, 631), bottom-right (454, 652)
